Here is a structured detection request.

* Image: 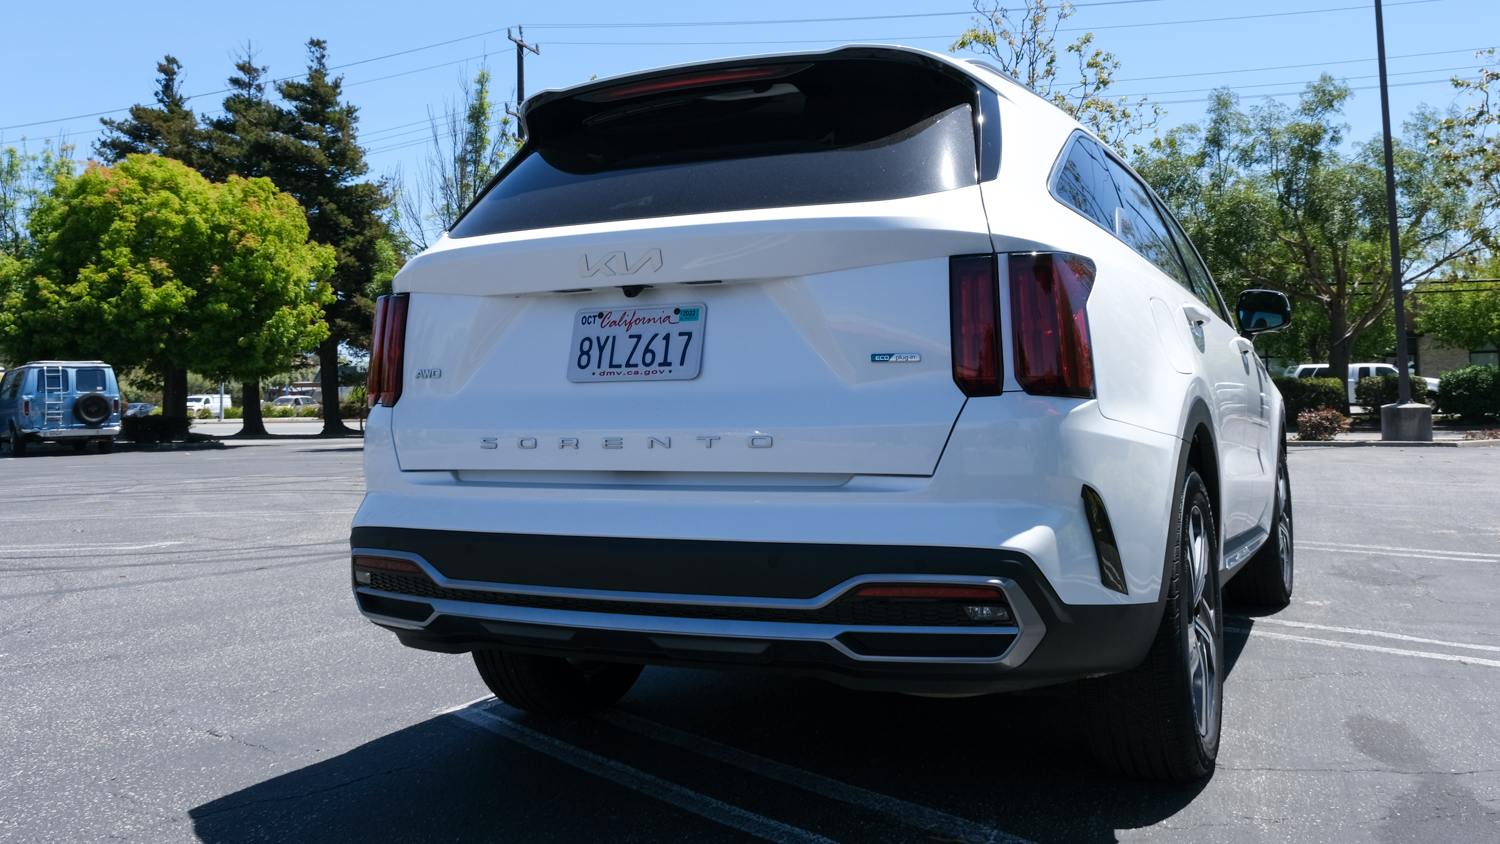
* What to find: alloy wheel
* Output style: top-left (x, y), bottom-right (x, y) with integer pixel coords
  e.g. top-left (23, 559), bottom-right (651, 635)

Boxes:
top-left (1185, 504), bottom-right (1220, 744)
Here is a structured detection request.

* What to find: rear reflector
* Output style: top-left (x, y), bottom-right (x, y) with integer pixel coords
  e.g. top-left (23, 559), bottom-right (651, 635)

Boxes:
top-left (1081, 485), bottom-right (1128, 594)
top-left (854, 584), bottom-right (1003, 600)
top-left (1009, 252), bottom-right (1096, 398)
top-left (949, 254), bottom-right (1002, 397)
top-left (352, 555), bottom-right (424, 574)
top-left (367, 293), bottom-right (410, 407)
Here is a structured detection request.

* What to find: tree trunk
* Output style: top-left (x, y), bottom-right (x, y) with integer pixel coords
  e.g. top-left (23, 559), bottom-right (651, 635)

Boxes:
top-left (161, 361), bottom-right (189, 420)
top-left (237, 381), bottom-right (268, 436)
top-left (1326, 302), bottom-right (1352, 413)
top-left (319, 336), bottom-right (354, 436)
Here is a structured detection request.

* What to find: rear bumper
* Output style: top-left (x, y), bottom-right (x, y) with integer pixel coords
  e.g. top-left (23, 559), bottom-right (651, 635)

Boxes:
top-left (14, 426), bottom-right (119, 439)
top-left (349, 527), bottom-right (1164, 694)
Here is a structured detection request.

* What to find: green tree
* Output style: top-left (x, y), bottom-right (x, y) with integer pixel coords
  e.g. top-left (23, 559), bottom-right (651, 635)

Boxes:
top-left (96, 56), bottom-right (210, 173)
top-left (950, 0), bottom-right (1162, 153)
top-left (203, 47), bottom-right (310, 435)
top-left (397, 64), bottom-right (519, 250)
top-left (272, 39), bottom-right (391, 436)
top-left (1416, 258), bottom-right (1500, 353)
top-left (0, 155), bottom-right (334, 422)
top-left (1134, 78), bottom-right (1495, 388)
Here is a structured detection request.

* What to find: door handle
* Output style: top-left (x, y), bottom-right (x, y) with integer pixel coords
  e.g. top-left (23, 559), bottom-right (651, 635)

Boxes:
top-left (1182, 302), bottom-right (1214, 325)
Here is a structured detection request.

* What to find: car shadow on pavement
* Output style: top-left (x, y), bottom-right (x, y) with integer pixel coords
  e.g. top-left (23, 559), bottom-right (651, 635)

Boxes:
top-left (191, 666), bottom-right (1219, 844)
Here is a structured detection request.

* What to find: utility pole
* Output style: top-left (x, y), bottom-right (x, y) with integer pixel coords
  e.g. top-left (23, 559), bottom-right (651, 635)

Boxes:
top-left (1374, 0), bottom-right (1433, 440)
top-left (507, 27), bottom-right (540, 138)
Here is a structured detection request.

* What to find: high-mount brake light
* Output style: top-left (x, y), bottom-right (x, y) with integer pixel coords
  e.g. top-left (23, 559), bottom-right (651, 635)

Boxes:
top-left (1009, 252), bottom-right (1096, 398)
top-left (582, 65), bottom-right (802, 102)
top-left (367, 294), bottom-right (409, 408)
top-left (949, 254), bottom-right (1002, 397)
top-left (854, 585), bottom-right (1003, 600)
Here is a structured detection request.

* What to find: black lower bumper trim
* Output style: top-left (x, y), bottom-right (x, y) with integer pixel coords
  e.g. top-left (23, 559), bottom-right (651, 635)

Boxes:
top-left (352, 526), bottom-right (1168, 693)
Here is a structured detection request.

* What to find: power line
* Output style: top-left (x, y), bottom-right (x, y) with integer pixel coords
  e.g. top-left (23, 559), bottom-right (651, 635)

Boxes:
top-left (1, 0), bottom-right (1460, 133)
top-left (1114, 63), bottom-right (1480, 99)
top-left (1113, 46), bottom-right (1497, 83)
top-left (1154, 74), bottom-right (1475, 105)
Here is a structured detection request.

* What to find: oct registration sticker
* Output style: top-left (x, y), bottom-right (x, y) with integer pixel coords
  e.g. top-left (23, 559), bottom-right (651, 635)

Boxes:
top-left (567, 304), bottom-right (706, 382)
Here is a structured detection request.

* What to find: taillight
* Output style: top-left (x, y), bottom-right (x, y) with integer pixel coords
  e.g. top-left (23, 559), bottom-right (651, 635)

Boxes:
top-left (112, 398), bottom-right (120, 414)
top-left (854, 584), bottom-right (1002, 599)
top-left (367, 293), bottom-right (409, 407)
top-left (23, 400), bottom-right (31, 416)
top-left (949, 254), bottom-right (1002, 397)
top-left (1009, 252), bottom-right (1096, 398)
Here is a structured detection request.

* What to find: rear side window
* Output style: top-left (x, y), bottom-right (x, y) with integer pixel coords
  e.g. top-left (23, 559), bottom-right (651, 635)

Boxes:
top-left (1052, 135), bottom-right (1204, 300)
top-left (451, 57), bottom-right (981, 237)
top-left (0, 371), bottom-right (17, 399)
top-left (74, 368), bottom-right (107, 393)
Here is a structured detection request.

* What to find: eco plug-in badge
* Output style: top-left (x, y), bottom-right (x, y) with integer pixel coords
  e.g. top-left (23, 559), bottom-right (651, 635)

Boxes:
top-left (871, 353), bottom-right (921, 362)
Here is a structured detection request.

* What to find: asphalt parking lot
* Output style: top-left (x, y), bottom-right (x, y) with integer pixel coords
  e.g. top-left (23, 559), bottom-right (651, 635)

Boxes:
top-left (2, 440), bottom-right (1497, 842)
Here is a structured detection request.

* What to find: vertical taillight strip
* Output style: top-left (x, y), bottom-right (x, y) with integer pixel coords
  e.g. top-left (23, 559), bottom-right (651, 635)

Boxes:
top-left (949, 254), bottom-right (1003, 397)
top-left (368, 293), bottom-right (410, 408)
top-left (367, 296), bottom-right (388, 407)
top-left (1009, 252), bottom-right (1096, 398)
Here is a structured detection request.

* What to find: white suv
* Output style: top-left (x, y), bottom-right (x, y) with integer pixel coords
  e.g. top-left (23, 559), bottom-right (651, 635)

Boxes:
top-left (351, 46), bottom-right (1293, 782)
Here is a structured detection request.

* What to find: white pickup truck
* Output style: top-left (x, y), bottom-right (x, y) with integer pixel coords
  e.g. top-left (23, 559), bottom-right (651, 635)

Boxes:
top-left (1283, 363), bottom-right (1438, 403)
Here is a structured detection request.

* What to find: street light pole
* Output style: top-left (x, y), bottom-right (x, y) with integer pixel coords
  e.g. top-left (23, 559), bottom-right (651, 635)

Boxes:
top-left (1373, 0), bottom-right (1433, 440)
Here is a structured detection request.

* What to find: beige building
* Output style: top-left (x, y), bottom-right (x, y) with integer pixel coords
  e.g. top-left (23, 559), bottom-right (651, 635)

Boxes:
top-left (1409, 335), bottom-right (1498, 378)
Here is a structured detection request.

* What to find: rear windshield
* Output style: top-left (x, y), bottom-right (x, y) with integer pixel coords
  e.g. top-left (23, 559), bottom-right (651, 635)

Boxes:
top-left (74, 368), bottom-right (107, 392)
top-left (450, 58), bottom-right (980, 238)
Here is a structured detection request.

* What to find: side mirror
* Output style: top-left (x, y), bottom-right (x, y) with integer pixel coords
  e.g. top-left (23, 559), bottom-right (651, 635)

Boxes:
top-left (1236, 289), bottom-right (1292, 337)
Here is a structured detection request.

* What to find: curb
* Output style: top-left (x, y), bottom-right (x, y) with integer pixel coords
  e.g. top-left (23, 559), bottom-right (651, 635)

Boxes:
top-left (113, 439), bottom-right (228, 452)
top-left (1289, 439), bottom-right (1500, 448)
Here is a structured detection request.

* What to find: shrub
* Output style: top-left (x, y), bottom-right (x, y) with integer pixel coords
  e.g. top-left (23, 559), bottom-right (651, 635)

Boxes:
top-left (194, 408), bottom-right (213, 419)
top-left (224, 405), bottom-right (243, 419)
top-left (1295, 407), bottom-right (1350, 441)
top-left (298, 405), bottom-right (320, 418)
top-left (1354, 375), bottom-right (1405, 409)
top-left (262, 405), bottom-right (294, 418)
top-left (1438, 365), bottom-right (1499, 420)
top-left (1273, 377), bottom-right (1347, 418)
top-left (339, 400), bottom-right (366, 419)
top-left (1462, 428), bottom-right (1500, 440)
top-left (121, 416), bottom-right (192, 443)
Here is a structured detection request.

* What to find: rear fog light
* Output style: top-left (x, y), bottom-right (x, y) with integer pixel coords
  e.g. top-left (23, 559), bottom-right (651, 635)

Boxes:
top-left (852, 584), bottom-right (1013, 624)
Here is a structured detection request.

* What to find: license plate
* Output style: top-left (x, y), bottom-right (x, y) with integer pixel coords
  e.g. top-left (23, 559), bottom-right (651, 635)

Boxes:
top-left (567, 304), bottom-right (706, 382)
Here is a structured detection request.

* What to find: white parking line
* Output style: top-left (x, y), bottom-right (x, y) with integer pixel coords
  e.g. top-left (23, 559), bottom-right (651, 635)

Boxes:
top-left (1226, 627), bottom-right (1500, 668)
top-left (1298, 541), bottom-right (1500, 563)
top-left (452, 703), bottom-right (839, 844)
top-left (596, 709), bottom-right (1035, 844)
top-left (0, 541), bottom-right (185, 554)
top-left (1248, 617), bottom-right (1500, 653)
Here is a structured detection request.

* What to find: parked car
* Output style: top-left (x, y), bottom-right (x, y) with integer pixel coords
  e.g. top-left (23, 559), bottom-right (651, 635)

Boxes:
top-left (125, 402), bottom-right (156, 418)
top-left (269, 395), bottom-right (319, 408)
top-left (0, 361), bottom-right (121, 455)
top-left (350, 46), bottom-right (1295, 782)
top-left (185, 394), bottom-right (234, 413)
top-left (1283, 362), bottom-right (1437, 403)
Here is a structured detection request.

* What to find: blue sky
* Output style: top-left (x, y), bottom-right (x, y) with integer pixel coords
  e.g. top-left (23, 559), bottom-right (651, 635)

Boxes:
top-left (4, 0), bottom-right (1497, 189)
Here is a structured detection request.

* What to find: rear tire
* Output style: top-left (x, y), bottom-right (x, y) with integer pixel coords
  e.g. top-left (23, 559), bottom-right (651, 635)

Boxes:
top-left (473, 650), bottom-right (642, 715)
top-left (1227, 441), bottom-right (1293, 608)
top-left (9, 428), bottom-right (28, 457)
top-left (1081, 468), bottom-right (1222, 781)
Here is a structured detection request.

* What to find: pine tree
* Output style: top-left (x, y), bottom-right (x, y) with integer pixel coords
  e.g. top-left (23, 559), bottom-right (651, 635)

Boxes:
top-left (95, 55), bottom-right (212, 416)
top-left (96, 56), bottom-right (210, 172)
top-left (272, 39), bottom-right (390, 436)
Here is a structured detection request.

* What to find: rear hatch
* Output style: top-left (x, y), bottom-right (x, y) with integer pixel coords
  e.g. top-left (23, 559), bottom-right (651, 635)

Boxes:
top-left (390, 49), bottom-right (994, 476)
